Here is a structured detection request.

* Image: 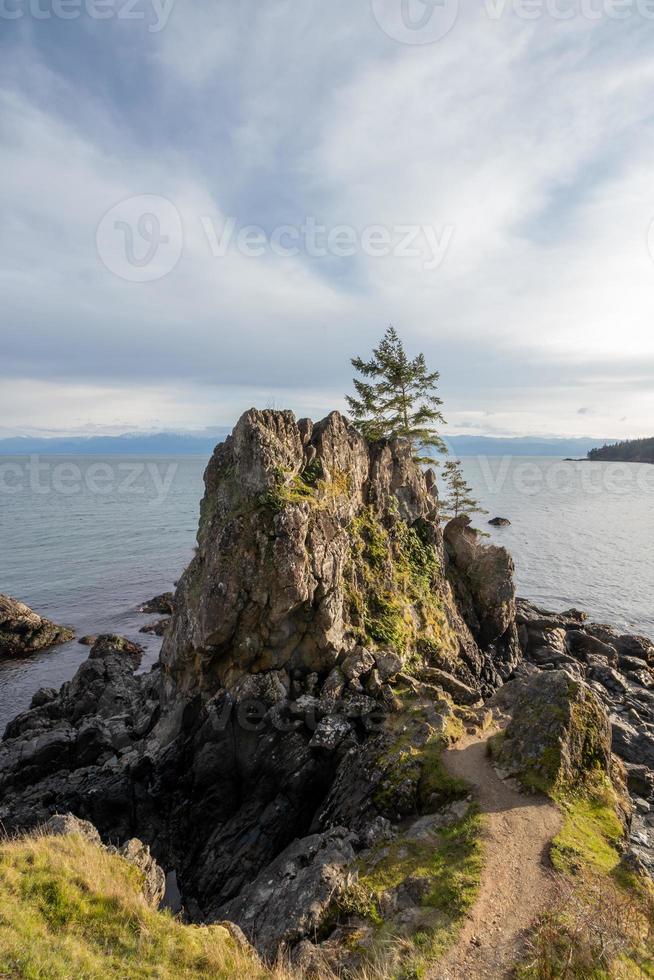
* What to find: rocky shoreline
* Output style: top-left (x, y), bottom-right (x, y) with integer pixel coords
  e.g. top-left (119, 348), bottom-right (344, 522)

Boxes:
top-left (0, 408), bottom-right (651, 973)
top-left (516, 596), bottom-right (654, 875)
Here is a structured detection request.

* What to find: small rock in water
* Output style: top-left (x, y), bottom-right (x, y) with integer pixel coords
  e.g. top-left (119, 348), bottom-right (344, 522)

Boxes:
top-left (488, 517), bottom-right (511, 527)
top-left (138, 592), bottom-right (175, 615)
top-left (139, 619), bottom-right (170, 637)
top-left (0, 594), bottom-right (74, 657)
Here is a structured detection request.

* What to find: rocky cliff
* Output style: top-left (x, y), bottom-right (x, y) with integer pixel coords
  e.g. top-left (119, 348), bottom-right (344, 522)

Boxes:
top-left (159, 409), bottom-right (518, 705)
top-left (0, 409), bottom-right (649, 974)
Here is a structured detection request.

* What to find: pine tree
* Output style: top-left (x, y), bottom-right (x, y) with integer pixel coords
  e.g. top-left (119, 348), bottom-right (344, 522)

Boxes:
top-left (346, 326), bottom-right (447, 462)
top-left (442, 459), bottom-right (486, 520)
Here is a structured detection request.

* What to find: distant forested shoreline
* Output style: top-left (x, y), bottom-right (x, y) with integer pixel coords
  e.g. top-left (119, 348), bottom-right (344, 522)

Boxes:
top-left (588, 437), bottom-right (654, 463)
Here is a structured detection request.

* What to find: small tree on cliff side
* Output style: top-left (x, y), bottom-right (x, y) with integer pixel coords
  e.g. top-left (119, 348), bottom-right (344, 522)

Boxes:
top-left (346, 326), bottom-right (447, 462)
top-left (442, 459), bottom-right (486, 519)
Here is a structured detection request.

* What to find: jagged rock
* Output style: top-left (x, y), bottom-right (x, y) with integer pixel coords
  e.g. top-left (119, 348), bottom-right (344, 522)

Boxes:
top-left (515, 599), bottom-right (587, 631)
top-left (215, 920), bottom-right (253, 950)
top-left (443, 518), bottom-right (521, 688)
top-left (291, 939), bottom-right (335, 976)
top-left (0, 594), bottom-right (74, 657)
top-left (588, 664), bottom-right (628, 696)
top-left (231, 670), bottom-right (289, 706)
top-left (78, 635), bottom-right (98, 646)
top-left (217, 827), bottom-right (357, 957)
top-left (566, 630), bottom-right (618, 665)
top-left (615, 635), bottom-right (654, 665)
top-left (42, 812), bottom-right (102, 845)
top-left (416, 666), bottom-right (481, 706)
top-left (319, 667), bottom-right (344, 700)
top-left (139, 593), bottom-right (175, 615)
top-left (115, 838), bottom-right (166, 906)
top-left (365, 668), bottom-right (383, 696)
top-left (612, 720), bottom-right (654, 769)
top-left (0, 635), bottom-right (159, 827)
top-left (340, 647), bottom-right (375, 682)
top-left (619, 654), bottom-right (653, 674)
top-left (490, 670), bottom-right (612, 794)
top-left (309, 715), bottom-right (353, 751)
top-left (160, 409), bottom-right (455, 699)
top-left (30, 687), bottom-right (58, 708)
top-left (374, 650), bottom-right (403, 681)
top-left (444, 517), bottom-right (516, 647)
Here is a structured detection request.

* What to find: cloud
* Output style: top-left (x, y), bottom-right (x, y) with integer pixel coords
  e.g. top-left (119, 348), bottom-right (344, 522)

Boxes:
top-left (1, 2), bottom-right (654, 438)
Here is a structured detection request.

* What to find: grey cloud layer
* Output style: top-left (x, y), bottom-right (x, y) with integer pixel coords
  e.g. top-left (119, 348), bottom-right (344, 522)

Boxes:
top-left (1, 1), bottom-right (653, 436)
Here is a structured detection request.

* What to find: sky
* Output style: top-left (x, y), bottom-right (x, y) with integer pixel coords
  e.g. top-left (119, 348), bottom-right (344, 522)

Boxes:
top-left (1, 0), bottom-right (654, 439)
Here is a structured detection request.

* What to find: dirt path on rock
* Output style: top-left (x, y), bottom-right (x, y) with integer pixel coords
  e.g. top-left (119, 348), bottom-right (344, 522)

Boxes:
top-left (432, 731), bottom-right (562, 980)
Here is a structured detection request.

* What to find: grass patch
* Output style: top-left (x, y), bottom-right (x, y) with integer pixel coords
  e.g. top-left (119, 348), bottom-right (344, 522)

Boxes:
top-left (516, 874), bottom-right (654, 980)
top-left (516, 778), bottom-right (654, 979)
top-left (0, 832), bottom-right (290, 980)
top-left (550, 787), bottom-right (624, 877)
top-left (258, 465), bottom-right (351, 514)
top-left (0, 824), bottom-right (485, 980)
top-left (335, 807), bottom-right (484, 979)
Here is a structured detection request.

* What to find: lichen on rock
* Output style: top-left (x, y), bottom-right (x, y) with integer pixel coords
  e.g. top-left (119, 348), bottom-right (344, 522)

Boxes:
top-left (489, 669), bottom-right (613, 797)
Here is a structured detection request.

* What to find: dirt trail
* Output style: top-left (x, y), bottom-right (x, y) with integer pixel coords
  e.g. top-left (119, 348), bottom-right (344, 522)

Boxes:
top-left (433, 731), bottom-right (562, 980)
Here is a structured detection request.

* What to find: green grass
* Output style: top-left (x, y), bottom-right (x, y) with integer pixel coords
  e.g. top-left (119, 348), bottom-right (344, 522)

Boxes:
top-left (0, 832), bottom-right (286, 980)
top-left (258, 465), bottom-right (351, 514)
top-left (337, 807), bottom-right (484, 979)
top-left (550, 787), bottom-right (624, 877)
top-left (516, 779), bottom-right (654, 979)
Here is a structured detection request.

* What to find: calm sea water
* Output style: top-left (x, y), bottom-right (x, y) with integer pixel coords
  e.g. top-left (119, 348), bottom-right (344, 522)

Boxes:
top-left (0, 454), bottom-right (652, 730)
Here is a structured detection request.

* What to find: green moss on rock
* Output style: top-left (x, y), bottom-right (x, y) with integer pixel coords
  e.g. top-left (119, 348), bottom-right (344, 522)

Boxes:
top-left (333, 806), bottom-right (484, 979)
top-left (345, 507), bottom-right (457, 662)
top-left (490, 670), bottom-right (612, 798)
top-left (372, 697), bottom-right (467, 818)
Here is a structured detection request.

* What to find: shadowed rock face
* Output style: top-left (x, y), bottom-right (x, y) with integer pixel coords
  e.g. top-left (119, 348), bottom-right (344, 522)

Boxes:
top-left (0, 409), bottom-right (522, 957)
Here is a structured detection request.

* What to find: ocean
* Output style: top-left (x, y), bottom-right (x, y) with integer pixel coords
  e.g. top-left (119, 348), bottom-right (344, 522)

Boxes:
top-left (1, 453), bottom-right (652, 730)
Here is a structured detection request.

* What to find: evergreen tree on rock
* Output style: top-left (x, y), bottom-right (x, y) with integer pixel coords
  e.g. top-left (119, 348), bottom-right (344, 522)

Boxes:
top-left (442, 459), bottom-right (487, 520)
top-left (346, 326), bottom-right (447, 463)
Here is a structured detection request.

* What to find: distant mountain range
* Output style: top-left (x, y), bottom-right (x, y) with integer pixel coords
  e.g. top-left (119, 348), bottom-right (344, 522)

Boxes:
top-left (0, 431), bottom-right (609, 457)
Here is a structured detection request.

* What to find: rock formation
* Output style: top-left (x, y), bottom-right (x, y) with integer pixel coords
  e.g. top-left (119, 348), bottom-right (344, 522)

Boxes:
top-left (517, 598), bottom-right (654, 874)
top-left (0, 408), bottom-right (650, 968)
top-left (490, 668), bottom-right (613, 795)
top-left (0, 594), bottom-right (74, 657)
